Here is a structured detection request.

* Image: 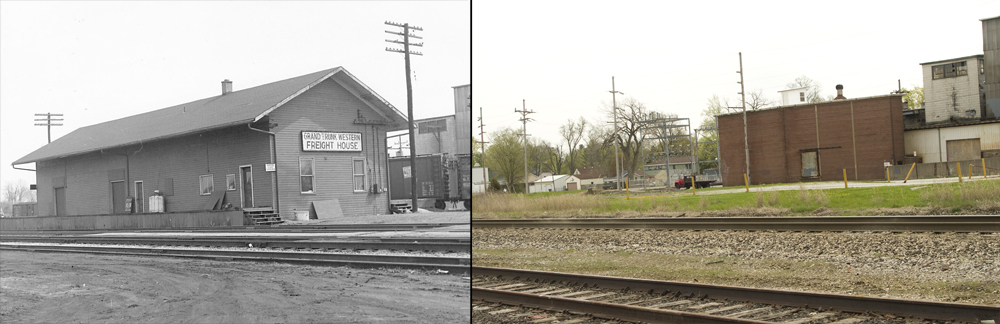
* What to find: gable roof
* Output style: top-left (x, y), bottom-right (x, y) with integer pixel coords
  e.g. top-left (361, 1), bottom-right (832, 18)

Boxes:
top-left (574, 167), bottom-right (602, 180)
top-left (14, 67), bottom-right (407, 165)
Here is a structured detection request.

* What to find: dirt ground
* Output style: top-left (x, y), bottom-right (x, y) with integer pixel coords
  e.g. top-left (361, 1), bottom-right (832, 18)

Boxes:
top-left (0, 251), bottom-right (470, 323)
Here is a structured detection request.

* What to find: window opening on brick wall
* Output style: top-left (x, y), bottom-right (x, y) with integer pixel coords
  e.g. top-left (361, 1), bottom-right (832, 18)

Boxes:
top-left (932, 62), bottom-right (968, 80)
top-left (353, 158), bottom-right (366, 192)
top-left (300, 158), bottom-right (315, 194)
top-left (199, 174), bottom-right (214, 195)
top-left (801, 151), bottom-right (819, 178)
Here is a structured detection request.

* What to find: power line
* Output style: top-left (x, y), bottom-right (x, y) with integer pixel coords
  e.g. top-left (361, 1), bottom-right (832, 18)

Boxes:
top-left (34, 112), bottom-right (64, 143)
top-left (385, 20), bottom-right (423, 212)
top-left (478, 107), bottom-right (490, 192)
top-left (737, 52), bottom-right (750, 185)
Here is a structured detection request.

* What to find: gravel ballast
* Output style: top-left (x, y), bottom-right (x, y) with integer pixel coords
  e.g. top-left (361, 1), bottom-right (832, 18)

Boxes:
top-left (473, 228), bottom-right (1000, 305)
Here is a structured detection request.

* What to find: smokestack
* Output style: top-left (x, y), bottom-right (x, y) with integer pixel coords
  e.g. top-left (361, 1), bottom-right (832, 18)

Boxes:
top-left (222, 79), bottom-right (233, 95)
top-left (834, 84), bottom-right (846, 100)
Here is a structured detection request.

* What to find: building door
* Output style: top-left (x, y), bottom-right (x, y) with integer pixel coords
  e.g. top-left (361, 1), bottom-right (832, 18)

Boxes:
top-left (240, 166), bottom-right (254, 208)
top-left (134, 181), bottom-right (144, 213)
top-left (111, 181), bottom-right (126, 214)
top-left (54, 187), bottom-right (66, 216)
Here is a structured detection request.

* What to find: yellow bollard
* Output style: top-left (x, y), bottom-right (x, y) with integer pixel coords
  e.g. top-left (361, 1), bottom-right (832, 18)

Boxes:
top-left (626, 179), bottom-right (630, 200)
top-left (983, 158), bottom-right (988, 178)
top-left (886, 167), bottom-right (890, 183)
top-left (957, 162), bottom-right (962, 183)
top-left (692, 175), bottom-right (697, 196)
top-left (843, 169), bottom-right (848, 188)
top-left (744, 173), bottom-right (749, 192)
top-left (903, 163), bottom-right (916, 183)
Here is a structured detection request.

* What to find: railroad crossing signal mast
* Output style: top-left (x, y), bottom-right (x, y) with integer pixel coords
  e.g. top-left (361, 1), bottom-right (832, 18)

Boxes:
top-left (34, 112), bottom-right (63, 143)
top-left (385, 21), bottom-right (423, 212)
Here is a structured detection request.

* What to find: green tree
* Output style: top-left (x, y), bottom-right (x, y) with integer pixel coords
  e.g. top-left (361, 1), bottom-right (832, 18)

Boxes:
top-left (697, 95), bottom-right (725, 170)
top-left (472, 136), bottom-right (484, 167)
top-left (901, 86), bottom-right (924, 110)
top-left (484, 127), bottom-right (525, 192)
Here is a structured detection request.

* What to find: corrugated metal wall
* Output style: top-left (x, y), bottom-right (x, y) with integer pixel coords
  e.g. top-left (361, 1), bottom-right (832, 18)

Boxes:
top-left (453, 85), bottom-right (472, 155)
top-left (985, 17), bottom-right (1000, 118)
top-left (904, 122), bottom-right (1000, 163)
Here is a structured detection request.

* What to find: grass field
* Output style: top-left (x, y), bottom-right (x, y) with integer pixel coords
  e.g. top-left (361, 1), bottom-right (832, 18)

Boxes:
top-left (472, 178), bottom-right (1000, 218)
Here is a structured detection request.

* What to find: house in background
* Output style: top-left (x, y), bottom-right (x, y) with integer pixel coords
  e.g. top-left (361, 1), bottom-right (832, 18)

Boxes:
top-left (572, 167), bottom-right (604, 190)
top-left (529, 174), bottom-right (578, 193)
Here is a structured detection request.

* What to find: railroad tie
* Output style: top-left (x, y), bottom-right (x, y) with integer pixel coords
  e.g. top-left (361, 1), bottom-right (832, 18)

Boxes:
top-left (687, 302), bottom-right (722, 310)
top-left (574, 292), bottom-right (617, 301)
top-left (647, 300), bottom-right (693, 308)
top-left (827, 316), bottom-right (869, 324)
top-left (488, 308), bottom-right (519, 315)
top-left (754, 309), bottom-right (801, 321)
top-left (703, 304), bottom-right (747, 315)
top-left (781, 311), bottom-right (837, 324)
top-left (727, 306), bottom-right (772, 318)
top-left (551, 290), bottom-right (594, 298)
top-left (537, 289), bottom-right (572, 296)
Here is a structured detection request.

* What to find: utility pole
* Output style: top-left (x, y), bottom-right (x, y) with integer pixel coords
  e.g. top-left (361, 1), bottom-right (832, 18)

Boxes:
top-left (737, 52), bottom-right (749, 185)
top-left (478, 107), bottom-right (490, 193)
top-left (609, 77), bottom-right (624, 190)
top-left (385, 21), bottom-right (423, 211)
top-left (515, 100), bottom-right (535, 194)
top-left (34, 113), bottom-right (64, 143)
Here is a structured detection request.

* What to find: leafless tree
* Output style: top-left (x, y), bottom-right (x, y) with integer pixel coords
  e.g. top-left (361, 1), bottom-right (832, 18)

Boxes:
top-left (747, 89), bottom-right (778, 110)
top-left (2, 179), bottom-right (35, 215)
top-left (559, 117), bottom-right (587, 174)
top-left (787, 75), bottom-right (824, 103)
top-left (603, 97), bottom-right (651, 183)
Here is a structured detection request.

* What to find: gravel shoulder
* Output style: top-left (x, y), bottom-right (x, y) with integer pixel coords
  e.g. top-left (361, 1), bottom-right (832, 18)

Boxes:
top-left (1, 251), bottom-right (470, 323)
top-left (473, 228), bottom-right (1000, 306)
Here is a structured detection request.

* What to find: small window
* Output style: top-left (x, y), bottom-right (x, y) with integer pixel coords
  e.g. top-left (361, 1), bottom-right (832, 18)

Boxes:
top-left (199, 175), bottom-right (214, 195)
top-left (933, 62), bottom-right (967, 80)
top-left (801, 151), bottom-right (819, 178)
top-left (226, 174), bottom-right (236, 191)
top-left (300, 158), bottom-right (314, 194)
top-left (353, 158), bottom-right (366, 192)
top-left (799, 92), bottom-right (805, 102)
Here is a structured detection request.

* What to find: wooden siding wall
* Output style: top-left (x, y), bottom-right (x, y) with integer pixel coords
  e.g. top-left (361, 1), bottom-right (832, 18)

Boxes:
top-left (270, 78), bottom-right (390, 218)
top-left (719, 96), bottom-right (905, 186)
top-left (34, 126), bottom-right (271, 216)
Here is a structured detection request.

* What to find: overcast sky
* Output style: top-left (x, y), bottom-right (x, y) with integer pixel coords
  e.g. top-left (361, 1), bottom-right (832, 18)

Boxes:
top-left (1, 1), bottom-right (470, 187)
top-left (473, 0), bottom-right (999, 160)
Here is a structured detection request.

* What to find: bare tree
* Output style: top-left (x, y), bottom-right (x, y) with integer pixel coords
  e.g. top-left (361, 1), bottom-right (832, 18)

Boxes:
top-left (603, 97), bottom-right (650, 183)
top-left (747, 89), bottom-right (778, 110)
top-left (559, 117), bottom-right (587, 174)
top-left (2, 180), bottom-right (34, 216)
top-left (787, 75), bottom-right (824, 103)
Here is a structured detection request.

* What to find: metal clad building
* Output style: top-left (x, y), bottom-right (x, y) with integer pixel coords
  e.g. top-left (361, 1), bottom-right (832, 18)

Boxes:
top-left (984, 16), bottom-right (1000, 119)
top-left (453, 84), bottom-right (472, 155)
top-left (904, 121), bottom-right (1000, 163)
top-left (13, 68), bottom-right (407, 218)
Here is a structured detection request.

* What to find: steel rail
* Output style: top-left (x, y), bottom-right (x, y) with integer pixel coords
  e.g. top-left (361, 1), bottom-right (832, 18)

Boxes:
top-left (0, 234), bottom-right (469, 244)
top-left (473, 266), bottom-right (1000, 322)
top-left (0, 244), bottom-right (470, 273)
top-left (473, 215), bottom-right (1000, 232)
top-left (474, 287), bottom-right (769, 324)
top-left (0, 237), bottom-right (469, 253)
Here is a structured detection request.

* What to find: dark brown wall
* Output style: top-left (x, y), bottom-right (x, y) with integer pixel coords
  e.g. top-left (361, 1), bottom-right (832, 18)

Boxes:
top-left (719, 95), bottom-right (905, 186)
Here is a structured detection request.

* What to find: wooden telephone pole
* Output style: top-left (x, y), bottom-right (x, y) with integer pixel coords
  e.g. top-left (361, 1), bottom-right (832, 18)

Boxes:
top-left (34, 112), bottom-right (63, 143)
top-left (385, 21), bottom-right (423, 212)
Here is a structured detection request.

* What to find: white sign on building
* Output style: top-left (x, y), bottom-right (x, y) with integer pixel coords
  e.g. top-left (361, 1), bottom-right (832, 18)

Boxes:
top-left (301, 131), bottom-right (362, 151)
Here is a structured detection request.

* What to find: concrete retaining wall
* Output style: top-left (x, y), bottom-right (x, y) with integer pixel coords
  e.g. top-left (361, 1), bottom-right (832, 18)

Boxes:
top-left (887, 157), bottom-right (1000, 180)
top-left (0, 210), bottom-right (243, 231)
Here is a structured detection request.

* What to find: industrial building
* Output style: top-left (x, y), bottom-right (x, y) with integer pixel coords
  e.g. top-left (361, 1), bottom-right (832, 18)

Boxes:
top-left (718, 91), bottom-right (906, 186)
top-left (12, 67), bottom-right (407, 219)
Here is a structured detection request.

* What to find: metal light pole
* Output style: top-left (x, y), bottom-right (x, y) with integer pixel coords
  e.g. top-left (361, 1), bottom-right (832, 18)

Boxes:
top-left (609, 77), bottom-right (624, 190)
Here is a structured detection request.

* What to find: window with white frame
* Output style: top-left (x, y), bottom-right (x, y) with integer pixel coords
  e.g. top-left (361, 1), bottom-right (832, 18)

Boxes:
top-left (300, 158), bottom-right (315, 194)
top-left (199, 175), bottom-right (214, 195)
top-left (226, 174), bottom-right (236, 191)
top-left (353, 158), bottom-right (366, 192)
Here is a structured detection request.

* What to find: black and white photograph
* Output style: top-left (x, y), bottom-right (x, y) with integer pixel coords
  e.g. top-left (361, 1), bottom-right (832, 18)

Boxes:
top-left (471, 1), bottom-right (1000, 323)
top-left (1, 1), bottom-right (470, 323)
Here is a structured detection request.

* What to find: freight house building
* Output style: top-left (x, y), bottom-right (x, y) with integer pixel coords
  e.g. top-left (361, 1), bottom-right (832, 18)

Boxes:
top-left (12, 67), bottom-right (407, 220)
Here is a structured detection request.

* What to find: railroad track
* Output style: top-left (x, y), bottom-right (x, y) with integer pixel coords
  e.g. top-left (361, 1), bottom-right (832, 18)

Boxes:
top-left (0, 243), bottom-right (470, 274)
top-left (472, 267), bottom-right (1000, 323)
top-left (0, 236), bottom-right (469, 253)
top-left (473, 216), bottom-right (1000, 233)
top-left (0, 222), bottom-right (468, 235)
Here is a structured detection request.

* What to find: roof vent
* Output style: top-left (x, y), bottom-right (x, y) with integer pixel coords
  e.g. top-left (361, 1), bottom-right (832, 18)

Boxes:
top-left (834, 84), bottom-right (846, 100)
top-left (222, 79), bottom-right (233, 95)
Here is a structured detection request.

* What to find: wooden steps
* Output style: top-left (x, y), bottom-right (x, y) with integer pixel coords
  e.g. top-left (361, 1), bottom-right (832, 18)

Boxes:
top-left (243, 208), bottom-right (283, 225)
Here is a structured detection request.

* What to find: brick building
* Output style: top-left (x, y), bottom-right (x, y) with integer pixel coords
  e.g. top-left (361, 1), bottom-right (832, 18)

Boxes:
top-left (718, 93), bottom-right (906, 186)
top-left (12, 67), bottom-right (407, 219)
